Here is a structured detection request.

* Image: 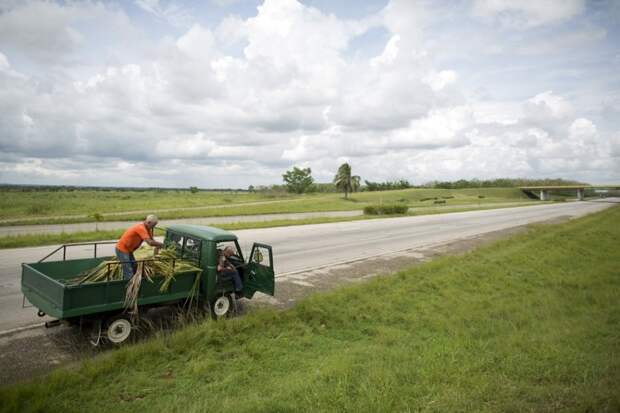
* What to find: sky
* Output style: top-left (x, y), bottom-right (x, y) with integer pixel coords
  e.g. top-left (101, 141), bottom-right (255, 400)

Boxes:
top-left (0, 0), bottom-right (619, 188)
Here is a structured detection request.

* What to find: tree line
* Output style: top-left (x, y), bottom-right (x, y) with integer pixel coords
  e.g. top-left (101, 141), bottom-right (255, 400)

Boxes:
top-left (279, 168), bottom-right (588, 198)
top-left (428, 178), bottom-right (587, 189)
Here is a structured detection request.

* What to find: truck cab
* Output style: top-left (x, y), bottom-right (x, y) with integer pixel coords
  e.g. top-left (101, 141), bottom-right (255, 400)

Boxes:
top-left (163, 224), bottom-right (275, 315)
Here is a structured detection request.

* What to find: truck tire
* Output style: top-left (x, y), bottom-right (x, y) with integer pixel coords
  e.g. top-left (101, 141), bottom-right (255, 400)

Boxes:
top-left (106, 315), bottom-right (133, 344)
top-left (210, 294), bottom-right (233, 319)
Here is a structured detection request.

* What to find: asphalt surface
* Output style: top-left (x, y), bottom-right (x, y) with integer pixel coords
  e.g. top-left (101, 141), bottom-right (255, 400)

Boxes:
top-left (0, 199), bottom-right (616, 333)
top-left (0, 201), bottom-right (532, 236)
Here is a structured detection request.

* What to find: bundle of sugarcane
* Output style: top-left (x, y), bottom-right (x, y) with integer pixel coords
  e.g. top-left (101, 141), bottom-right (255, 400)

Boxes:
top-left (64, 245), bottom-right (203, 313)
top-left (66, 245), bottom-right (199, 285)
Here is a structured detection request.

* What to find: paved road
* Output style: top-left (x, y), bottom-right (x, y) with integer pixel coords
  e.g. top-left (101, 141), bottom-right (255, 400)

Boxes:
top-left (0, 202), bottom-right (536, 236)
top-left (0, 199), bottom-right (616, 333)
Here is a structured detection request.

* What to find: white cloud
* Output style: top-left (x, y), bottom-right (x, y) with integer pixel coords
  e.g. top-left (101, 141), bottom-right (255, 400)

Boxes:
top-left (370, 34), bottom-right (400, 67)
top-left (525, 91), bottom-right (573, 120)
top-left (0, 0), bottom-right (617, 187)
top-left (569, 118), bottom-right (597, 141)
top-left (423, 70), bottom-right (458, 91)
top-left (472, 0), bottom-right (585, 29)
top-left (135, 0), bottom-right (193, 27)
top-left (0, 54), bottom-right (8, 71)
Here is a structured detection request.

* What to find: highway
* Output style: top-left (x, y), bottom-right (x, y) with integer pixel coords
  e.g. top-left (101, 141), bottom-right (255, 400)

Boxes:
top-left (0, 199), bottom-right (616, 333)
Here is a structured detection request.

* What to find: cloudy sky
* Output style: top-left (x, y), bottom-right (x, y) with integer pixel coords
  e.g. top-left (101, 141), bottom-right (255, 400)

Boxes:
top-left (0, 0), bottom-right (619, 188)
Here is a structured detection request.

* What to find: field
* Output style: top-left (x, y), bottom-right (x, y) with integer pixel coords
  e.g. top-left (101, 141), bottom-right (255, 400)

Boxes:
top-left (0, 187), bottom-right (530, 225)
top-left (1, 205), bottom-right (617, 412)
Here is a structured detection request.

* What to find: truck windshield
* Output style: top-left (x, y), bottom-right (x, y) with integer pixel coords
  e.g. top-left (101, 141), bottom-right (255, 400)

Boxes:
top-left (182, 237), bottom-right (201, 265)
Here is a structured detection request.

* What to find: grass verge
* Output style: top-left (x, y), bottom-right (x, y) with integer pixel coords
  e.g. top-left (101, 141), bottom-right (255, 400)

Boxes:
top-left (0, 202), bottom-right (542, 249)
top-left (1, 206), bottom-right (619, 412)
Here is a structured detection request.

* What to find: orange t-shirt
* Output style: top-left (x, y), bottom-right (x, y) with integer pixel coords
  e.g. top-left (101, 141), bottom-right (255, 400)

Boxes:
top-left (116, 223), bottom-right (152, 253)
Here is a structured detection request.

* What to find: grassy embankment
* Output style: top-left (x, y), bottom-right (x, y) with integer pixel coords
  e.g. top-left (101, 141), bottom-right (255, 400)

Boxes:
top-left (0, 201), bottom-right (543, 249)
top-left (1, 206), bottom-right (618, 412)
top-left (0, 187), bottom-right (529, 225)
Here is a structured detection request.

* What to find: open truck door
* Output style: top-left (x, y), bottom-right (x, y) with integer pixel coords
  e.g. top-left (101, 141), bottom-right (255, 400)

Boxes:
top-left (243, 243), bottom-right (274, 298)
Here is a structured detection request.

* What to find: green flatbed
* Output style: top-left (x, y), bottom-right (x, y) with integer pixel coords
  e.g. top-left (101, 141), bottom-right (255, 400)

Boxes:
top-left (22, 257), bottom-right (200, 320)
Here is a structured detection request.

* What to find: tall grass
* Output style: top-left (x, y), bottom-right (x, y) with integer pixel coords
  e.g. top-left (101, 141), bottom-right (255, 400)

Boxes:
top-left (3, 206), bottom-right (617, 412)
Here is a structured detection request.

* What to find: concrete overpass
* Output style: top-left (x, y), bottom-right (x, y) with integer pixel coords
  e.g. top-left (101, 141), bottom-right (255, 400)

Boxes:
top-left (520, 185), bottom-right (620, 201)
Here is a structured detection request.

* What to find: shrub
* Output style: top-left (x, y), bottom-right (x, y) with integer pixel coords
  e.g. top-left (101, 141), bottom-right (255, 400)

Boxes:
top-left (441, 196), bottom-right (454, 199)
top-left (478, 195), bottom-right (485, 199)
top-left (433, 200), bottom-right (446, 205)
top-left (363, 204), bottom-right (409, 215)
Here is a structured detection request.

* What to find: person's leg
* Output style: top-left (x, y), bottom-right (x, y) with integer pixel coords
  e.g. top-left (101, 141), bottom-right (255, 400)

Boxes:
top-left (115, 248), bottom-right (134, 280)
top-left (231, 269), bottom-right (243, 292)
top-left (223, 269), bottom-right (243, 292)
top-left (129, 252), bottom-right (137, 275)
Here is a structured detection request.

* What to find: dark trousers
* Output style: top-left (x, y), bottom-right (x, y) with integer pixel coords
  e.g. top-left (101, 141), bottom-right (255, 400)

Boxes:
top-left (115, 248), bottom-right (136, 280)
top-left (221, 269), bottom-right (243, 291)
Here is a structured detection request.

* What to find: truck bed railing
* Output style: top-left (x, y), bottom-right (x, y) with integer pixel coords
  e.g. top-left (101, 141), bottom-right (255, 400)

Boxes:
top-left (38, 241), bottom-right (118, 263)
top-left (38, 228), bottom-right (166, 263)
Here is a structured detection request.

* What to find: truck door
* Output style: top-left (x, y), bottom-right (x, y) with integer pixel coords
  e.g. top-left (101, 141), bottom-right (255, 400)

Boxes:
top-left (243, 243), bottom-right (275, 298)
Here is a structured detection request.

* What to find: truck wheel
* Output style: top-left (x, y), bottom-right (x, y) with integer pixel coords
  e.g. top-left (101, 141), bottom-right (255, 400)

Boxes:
top-left (210, 294), bottom-right (232, 319)
top-left (106, 316), bottom-right (132, 344)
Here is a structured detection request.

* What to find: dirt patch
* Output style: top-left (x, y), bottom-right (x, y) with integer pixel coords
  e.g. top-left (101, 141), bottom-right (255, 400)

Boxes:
top-left (0, 222), bottom-right (534, 387)
top-left (0, 325), bottom-right (93, 385)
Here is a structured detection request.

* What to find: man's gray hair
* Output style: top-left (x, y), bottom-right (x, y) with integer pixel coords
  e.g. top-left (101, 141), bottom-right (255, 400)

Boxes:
top-left (145, 214), bottom-right (159, 224)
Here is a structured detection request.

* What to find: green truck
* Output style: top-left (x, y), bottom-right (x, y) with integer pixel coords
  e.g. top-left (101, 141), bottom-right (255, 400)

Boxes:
top-left (21, 224), bottom-right (275, 345)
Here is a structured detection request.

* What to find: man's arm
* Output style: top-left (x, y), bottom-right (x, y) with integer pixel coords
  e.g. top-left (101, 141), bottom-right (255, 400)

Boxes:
top-left (145, 238), bottom-right (164, 248)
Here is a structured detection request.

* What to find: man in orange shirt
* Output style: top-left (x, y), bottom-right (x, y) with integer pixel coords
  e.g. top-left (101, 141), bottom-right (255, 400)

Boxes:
top-left (115, 214), bottom-right (165, 280)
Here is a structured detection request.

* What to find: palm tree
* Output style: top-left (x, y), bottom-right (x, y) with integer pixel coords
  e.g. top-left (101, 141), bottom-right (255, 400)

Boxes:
top-left (333, 163), bottom-right (361, 199)
top-left (351, 175), bottom-right (361, 193)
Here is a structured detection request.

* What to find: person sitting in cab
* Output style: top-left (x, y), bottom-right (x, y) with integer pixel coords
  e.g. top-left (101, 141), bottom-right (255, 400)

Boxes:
top-left (217, 246), bottom-right (243, 297)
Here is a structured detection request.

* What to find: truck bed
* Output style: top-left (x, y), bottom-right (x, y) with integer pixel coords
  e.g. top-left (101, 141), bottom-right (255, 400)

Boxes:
top-left (22, 257), bottom-right (201, 320)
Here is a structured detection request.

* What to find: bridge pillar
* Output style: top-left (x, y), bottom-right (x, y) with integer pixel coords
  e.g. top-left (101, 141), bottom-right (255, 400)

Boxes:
top-left (577, 188), bottom-right (584, 201)
top-left (539, 190), bottom-right (549, 201)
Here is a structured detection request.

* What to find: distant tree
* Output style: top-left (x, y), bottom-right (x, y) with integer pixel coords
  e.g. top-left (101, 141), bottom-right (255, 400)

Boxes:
top-left (189, 186), bottom-right (199, 193)
top-left (312, 183), bottom-right (337, 193)
top-left (333, 163), bottom-right (360, 199)
top-left (363, 179), bottom-right (412, 191)
top-left (90, 212), bottom-right (104, 231)
top-left (248, 185), bottom-right (255, 193)
top-left (282, 167), bottom-right (314, 194)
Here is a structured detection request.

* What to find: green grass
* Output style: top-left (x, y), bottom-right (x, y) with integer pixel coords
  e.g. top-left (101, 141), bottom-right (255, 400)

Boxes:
top-left (0, 187), bottom-right (530, 225)
top-left (0, 189), bottom-right (295, 220)
top-left (2, 206), bottom-right (618, 411)
top-left (0, 202), bottom-right (542, 249)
